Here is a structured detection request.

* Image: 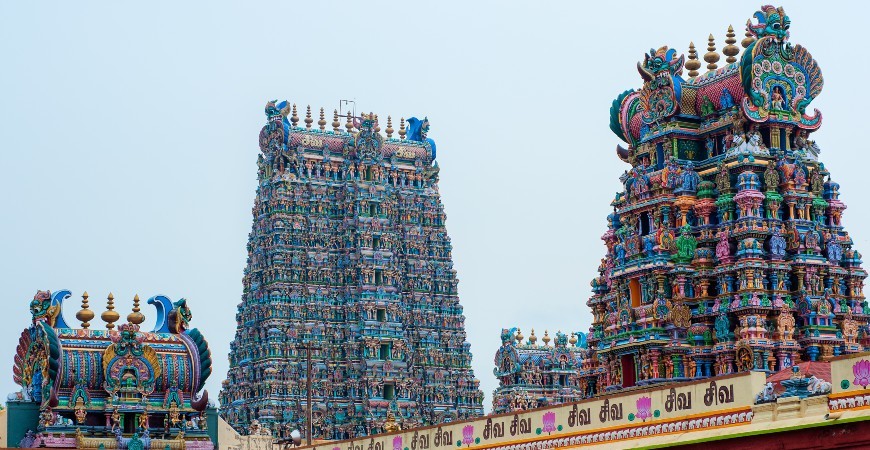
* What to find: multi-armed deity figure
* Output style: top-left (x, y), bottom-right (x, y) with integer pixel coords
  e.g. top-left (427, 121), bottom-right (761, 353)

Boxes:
top-left (9, 290), bottom-right (214, 449)
top-left (219, 105), bottom-right (484, 439)
top-left (494, 5), bottom-right (868, 412)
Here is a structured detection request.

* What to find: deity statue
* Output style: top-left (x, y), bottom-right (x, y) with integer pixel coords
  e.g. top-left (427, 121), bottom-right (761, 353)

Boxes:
top-left (715, 232), bottom-right (731, 261)
top-left (715, 161), bottom-right (731, 192)
top-left (770, 86), bottom-right (785, 110)
top-left (720, 87), bottom-right (735, 109)
top-left (770, 227), bottom-right (787, 258)
top-left (764, 161), bottom-right (780, 191)
top-left (672, 225), bottom-right (697, 264)
top-left (679, 162), bottom-right (700, 193)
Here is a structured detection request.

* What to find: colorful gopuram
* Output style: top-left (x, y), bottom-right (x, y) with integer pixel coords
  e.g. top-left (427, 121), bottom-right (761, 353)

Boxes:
top-left (8, 290), bottom-right (216, 449)
top-left (491, 328), bottom-right (591, 414)
top-left (218, 105), bottom-right (484, 439)
top-left (494, 5), bottom-right (869, 412)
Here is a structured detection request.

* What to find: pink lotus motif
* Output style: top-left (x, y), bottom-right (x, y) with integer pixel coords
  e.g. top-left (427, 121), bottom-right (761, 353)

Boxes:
top-left (462, 425), bottom-right (474, 446)
top-left (636, 396), bottom-right (653, 422)
top-left (393, 436), bottom-right (403, 450)
top-left (542, 411), bottom-right (556, 434)
top-left (854, 360), bottom-right (870, 388)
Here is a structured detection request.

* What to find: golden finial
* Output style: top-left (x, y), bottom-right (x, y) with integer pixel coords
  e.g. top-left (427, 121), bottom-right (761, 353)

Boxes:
top-left (515, 328), bottom-right (523, 344)
top-left (723, 25), bottom-right (739, 64)
top-left (542, 330), bottom-right (551, 346)
top-left (569, 333), bottom-right (578, 346)
top-left (304, 105), bottom-right (313, 129)
top-left (529, 328), bottom-right (537, 345)
top-left (685, 41), bottom-right (701, 78)
top-left (76, 291), bottom-right (94, 329)
top-left (318, 107), bottom-right (326, 131)
top-left (127, 294), bottom-right (145, 325)
top-left (345, 112), bottom-right (354, 133)
top-left (101, 292), bottom-right (120, 330)
top-left (704, 34), bottom-right (720, 72)
top-left (332, 109), bottom-right (341, 132)
top-left (398, 117), bottom-right (406, 140)
top-left (373, 113), bottom-right (380, 133)
top-left (741, 22), bottom-right (756, 48)
top-left (290, 104), bottom-right (299, 127)
top-left (385, 116), bottom-right (394, 138)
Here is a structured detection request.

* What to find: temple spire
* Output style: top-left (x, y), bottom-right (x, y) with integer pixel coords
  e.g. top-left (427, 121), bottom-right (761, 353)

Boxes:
top-left (704, 34), bottom-right (720, 71)
top-left (332, 109), bottom-right (341, 132)
top-left (127, 294), bottom-right (145, 325)
top-left (101, 292), bottom-right (119, 330)
top-left (723, 25), bottom-right (739, 64)
top-left (686, 41), bottom-right (701, 77)
top-left (76, 291), bottom-right (94, 329)
top-left (345, 112), bottom-right (354, 133)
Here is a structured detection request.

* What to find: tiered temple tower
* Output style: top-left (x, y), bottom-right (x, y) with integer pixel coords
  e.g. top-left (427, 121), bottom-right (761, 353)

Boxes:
top-left (494, 5), bottom-right (869, 412)
top-left (219, 105), bottom-right (484, 439)
top-left (491, 328), bottom-right (591, 414)
top-left (9, 291), bottom-right (215, 449)
top-left (589, 3), bottom-right (870, 392)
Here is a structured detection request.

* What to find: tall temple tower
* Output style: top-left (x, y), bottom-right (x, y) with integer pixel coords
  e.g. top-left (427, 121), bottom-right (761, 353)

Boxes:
top-left (589, 4), bottom-right (868, 391)
top-left (493, 5), bottom-right (869, 412)
top-left (219, 105), bottom-right (484, 439)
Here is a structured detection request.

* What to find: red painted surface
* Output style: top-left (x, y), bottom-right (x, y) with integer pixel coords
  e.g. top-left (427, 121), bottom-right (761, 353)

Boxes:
top-left (621, 354), bottom-right (636, 388)
top-left (673, 419), bottom-right (870, 449)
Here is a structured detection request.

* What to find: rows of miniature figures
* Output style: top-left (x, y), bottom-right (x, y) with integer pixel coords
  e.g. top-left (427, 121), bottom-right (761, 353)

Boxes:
top-left (220, 107), bottom-right (484, 438)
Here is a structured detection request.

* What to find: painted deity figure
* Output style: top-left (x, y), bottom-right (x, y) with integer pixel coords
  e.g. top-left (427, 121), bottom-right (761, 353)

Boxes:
top-left (827, 236), bottom-right (843, 263)
top-left (764, 161), bottom-right (779, 191)
top-left (716, 231), bottom-right (731, 261)
top-left (673, 224), bottom-right (697, 264)
top-left (770, 227), bottom-right (787, 258)
top-left (771, 86), bottom-right (785, 110)
top-left (720, 87), bottom-right (735, 109)
top-left (662, 158), bottom-right (681, 190)
top-left (679, 162), bottom-right (700, 192)
top-left (715, 161), bottom-right (731, 192)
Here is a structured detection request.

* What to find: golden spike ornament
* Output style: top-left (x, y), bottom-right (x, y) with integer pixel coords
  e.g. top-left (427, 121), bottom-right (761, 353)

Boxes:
top-left (723, 25), bottom-right (739, 64)
top-left (686, 41), bottom-right (701, 78)
top-left (704, 34), bottom-right (720, 71)
top-left (76, 291), bottom-right (94, 329)
top-left (101, 292), bottom-right (120, 330)
top-left (318, 107), bottom-right (326, 131)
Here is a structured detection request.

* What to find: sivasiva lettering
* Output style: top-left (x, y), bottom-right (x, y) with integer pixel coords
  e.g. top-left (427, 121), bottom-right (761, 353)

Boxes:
top-left (665, 388), bottom-right (693, 412)
top-left (509, 415), bottom-right (532, 436)
top-left (568, 404), bottom-right (591, 427)
top-left (483, 418), bottom-right (505, 439)
top-left (703, 381), bottom-right (735, 407)
top-left (599, 398), bottom-right (623, 423)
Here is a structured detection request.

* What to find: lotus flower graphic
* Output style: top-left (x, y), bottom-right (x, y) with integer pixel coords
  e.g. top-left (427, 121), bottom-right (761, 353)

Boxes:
top-left (854, 360), bottom-right (870, 389)
top-left (462, 425), bottom-right (474, 446)
top-left (636, 396), bottom-right (653, 422)
top-left (542, 411), bottom-right (556, 434)
top-left (393, 436), bottom-right (403, 450)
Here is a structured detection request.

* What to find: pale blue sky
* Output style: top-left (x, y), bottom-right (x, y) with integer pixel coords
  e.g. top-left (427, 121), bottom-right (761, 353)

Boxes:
top-left (1, 1), bottom-right (867, 412)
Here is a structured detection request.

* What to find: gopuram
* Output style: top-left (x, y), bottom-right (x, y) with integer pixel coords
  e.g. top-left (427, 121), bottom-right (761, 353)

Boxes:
top-left (218, 105), bottom-right (485, 439)
top-left (493, 4), bottom-right (869, 414)
top-left (7, 290), bottom-right (216, 449)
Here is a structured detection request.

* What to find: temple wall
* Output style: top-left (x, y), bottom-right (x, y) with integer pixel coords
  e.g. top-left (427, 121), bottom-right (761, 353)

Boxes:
top-left (298, 371), bottom-right (765, 450)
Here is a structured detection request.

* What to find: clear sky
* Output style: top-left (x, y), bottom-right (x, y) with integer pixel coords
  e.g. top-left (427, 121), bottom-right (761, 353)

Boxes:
top-left (1, 1), bottom-right (868, 413)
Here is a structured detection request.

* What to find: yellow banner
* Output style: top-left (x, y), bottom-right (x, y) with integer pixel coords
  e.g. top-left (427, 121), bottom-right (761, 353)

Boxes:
top-left (303, 372), bottom-right (765, 450)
